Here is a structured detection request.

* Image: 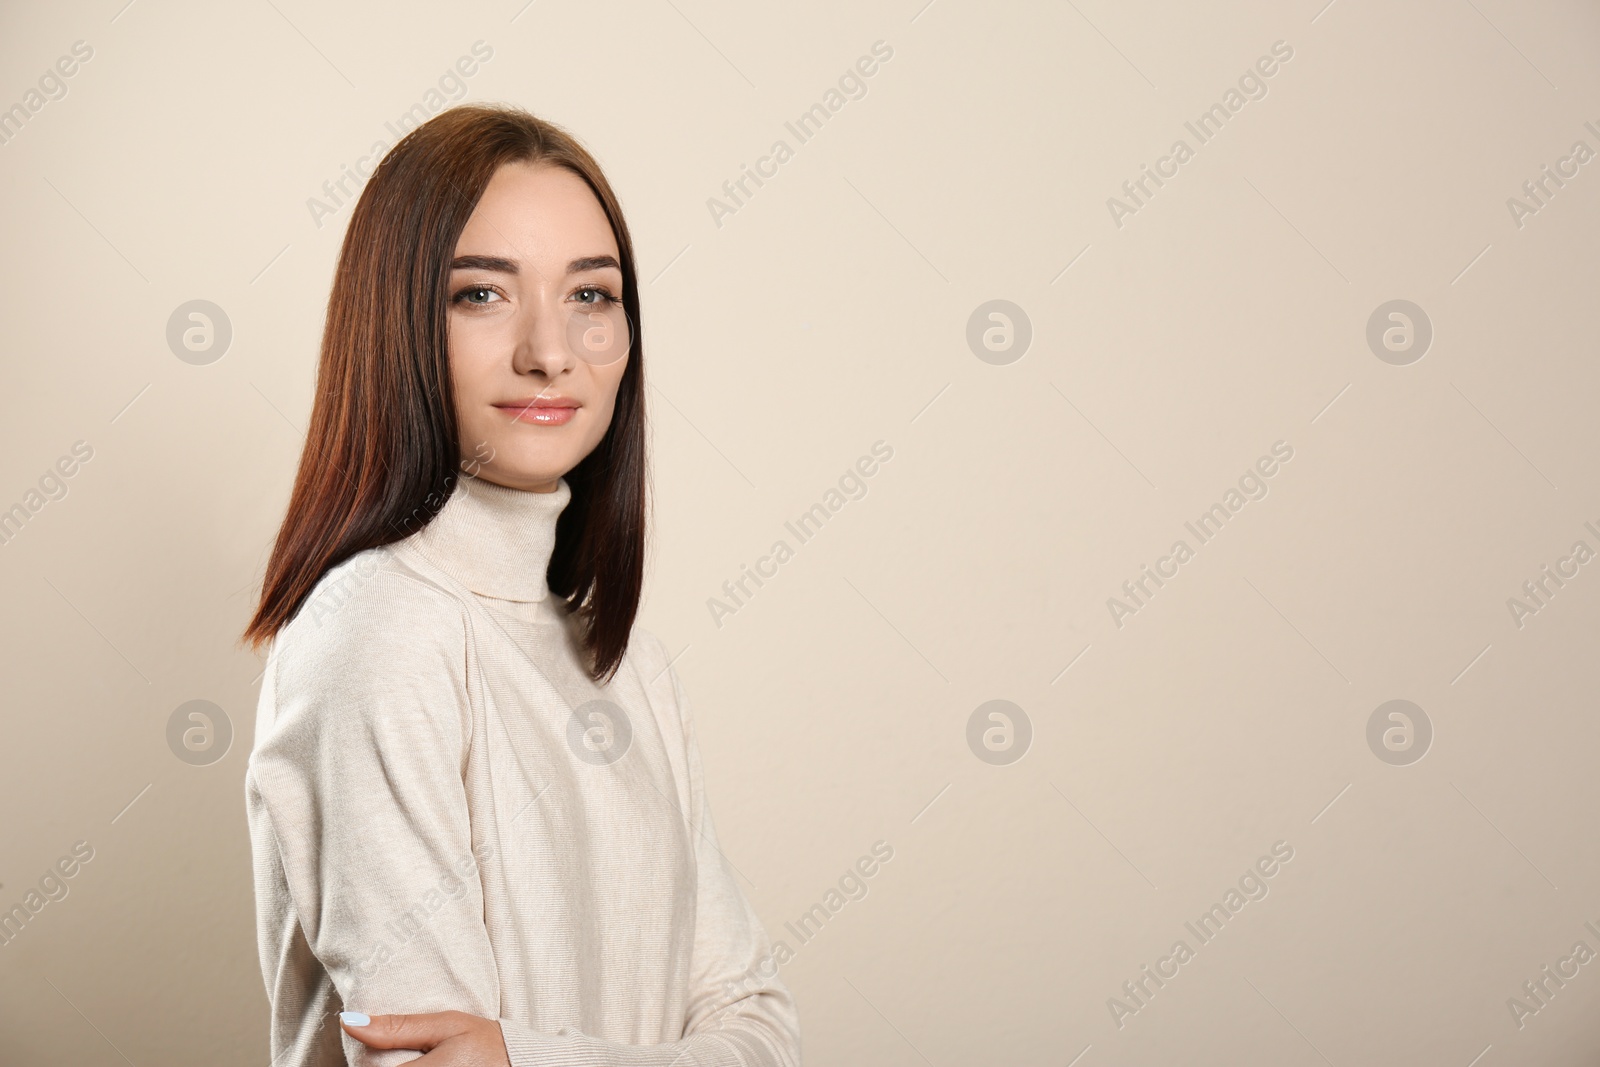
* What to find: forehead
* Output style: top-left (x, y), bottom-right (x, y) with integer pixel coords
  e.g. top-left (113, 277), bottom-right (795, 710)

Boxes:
top-left (455, 160), bottom-right (618, 264)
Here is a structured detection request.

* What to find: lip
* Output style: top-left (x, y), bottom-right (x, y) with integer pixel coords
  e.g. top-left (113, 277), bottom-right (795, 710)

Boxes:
top-left (495, 396), bottom-right (580, 426)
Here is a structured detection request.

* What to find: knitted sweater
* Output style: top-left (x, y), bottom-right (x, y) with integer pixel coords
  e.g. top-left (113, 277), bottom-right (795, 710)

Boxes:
top-left (245, 473), bottom-right (801, 1066)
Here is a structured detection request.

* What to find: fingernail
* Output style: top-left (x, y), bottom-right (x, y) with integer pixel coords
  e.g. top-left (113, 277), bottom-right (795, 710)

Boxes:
top-left (340, 1012), bottom-right (370, 1027)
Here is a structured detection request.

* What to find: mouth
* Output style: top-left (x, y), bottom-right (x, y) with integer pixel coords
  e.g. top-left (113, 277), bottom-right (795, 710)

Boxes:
top-left (495, 397), bottom-right (580, 426)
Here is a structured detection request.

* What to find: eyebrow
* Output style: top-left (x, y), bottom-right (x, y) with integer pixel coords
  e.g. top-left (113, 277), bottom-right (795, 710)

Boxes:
top-left (449, 254), bottom-right (620, 275)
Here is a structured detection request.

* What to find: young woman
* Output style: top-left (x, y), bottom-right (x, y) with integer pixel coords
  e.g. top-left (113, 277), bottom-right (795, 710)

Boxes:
top-left (243, 104), bottom-right (800, 1067)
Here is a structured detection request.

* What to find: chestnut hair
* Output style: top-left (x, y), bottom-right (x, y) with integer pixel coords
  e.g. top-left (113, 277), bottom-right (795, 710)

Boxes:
top-left (243, 103), bottom-right (646, 683)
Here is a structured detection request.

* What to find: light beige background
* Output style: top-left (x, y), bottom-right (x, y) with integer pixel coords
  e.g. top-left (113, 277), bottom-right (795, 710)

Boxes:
top-left (2, 0), bottom-right (1598, 1063)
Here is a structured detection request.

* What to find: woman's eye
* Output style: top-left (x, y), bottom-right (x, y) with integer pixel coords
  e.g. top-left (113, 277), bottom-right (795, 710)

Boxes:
top-left (456, 286), bottom-right (502, 305)
top-left (575, 286), bottom-right (617, 306)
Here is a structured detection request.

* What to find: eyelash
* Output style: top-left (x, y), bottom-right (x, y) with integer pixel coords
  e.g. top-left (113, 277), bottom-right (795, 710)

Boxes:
top-left (451, 283), bottom-right (621, 309)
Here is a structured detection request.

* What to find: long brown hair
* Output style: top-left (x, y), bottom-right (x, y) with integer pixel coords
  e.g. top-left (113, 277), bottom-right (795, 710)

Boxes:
top-left (243, 103), bottom-right (646, 683)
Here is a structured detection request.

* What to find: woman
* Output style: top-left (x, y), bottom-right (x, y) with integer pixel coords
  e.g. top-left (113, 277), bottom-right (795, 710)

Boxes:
top-left (243, 104), bottom-right (801, 1066)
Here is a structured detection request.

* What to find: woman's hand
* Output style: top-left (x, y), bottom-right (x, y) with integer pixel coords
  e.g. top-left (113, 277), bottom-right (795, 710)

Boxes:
top-left (340, 1009), bottom-right (512, 1066)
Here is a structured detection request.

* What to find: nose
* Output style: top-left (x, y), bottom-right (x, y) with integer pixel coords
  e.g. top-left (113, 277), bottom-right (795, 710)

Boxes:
top-left (511, 297), bottom-right (577, 379)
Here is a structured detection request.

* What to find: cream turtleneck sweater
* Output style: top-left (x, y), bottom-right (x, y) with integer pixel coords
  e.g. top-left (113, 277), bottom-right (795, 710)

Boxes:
top-left (245, 473), bottom-right (801, 1066)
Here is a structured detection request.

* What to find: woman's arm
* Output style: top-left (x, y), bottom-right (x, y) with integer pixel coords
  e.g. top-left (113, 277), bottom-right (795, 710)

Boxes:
top-left (248, 567), bottom-right (519, 1066)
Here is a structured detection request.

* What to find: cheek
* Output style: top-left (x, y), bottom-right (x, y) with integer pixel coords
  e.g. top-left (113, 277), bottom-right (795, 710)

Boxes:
top-left (449, 327), bottom-right (512, 420)
top-left (448, 325), bottom-right (492, 398)
top-left (587, 366), bottom-right (627, 433)
top-left (448, 341), bottom-right (502, 452)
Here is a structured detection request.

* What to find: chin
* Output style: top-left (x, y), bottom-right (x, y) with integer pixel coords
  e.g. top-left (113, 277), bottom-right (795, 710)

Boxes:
top-left (488, 455), bottom-right (569, 489)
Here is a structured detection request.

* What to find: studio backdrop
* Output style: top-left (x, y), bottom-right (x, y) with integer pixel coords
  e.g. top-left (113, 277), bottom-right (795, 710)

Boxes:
top-left (2, 1), bottom-right (1598, 1064)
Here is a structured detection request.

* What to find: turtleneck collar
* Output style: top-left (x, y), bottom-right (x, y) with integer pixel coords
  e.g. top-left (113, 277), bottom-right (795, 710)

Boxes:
top-left (403, 473), bottom-right (572, 603)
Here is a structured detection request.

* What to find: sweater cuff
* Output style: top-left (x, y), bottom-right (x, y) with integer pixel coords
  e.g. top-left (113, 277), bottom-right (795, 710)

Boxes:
top-left (499, 1019), bottom-right (587, 1067)
top-left (498, 1018), bottom-right (748, 1067)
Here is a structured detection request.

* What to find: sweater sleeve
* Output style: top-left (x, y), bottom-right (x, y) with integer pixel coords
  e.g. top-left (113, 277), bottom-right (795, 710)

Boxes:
top-left (248, 569), bottom-right (513, 1067)
top-left (497, 634), bottom-right (803, 1067)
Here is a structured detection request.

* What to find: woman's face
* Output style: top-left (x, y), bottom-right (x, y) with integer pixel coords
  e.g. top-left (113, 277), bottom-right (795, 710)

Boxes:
top-left (447, 160), bottom-right (630, 493)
